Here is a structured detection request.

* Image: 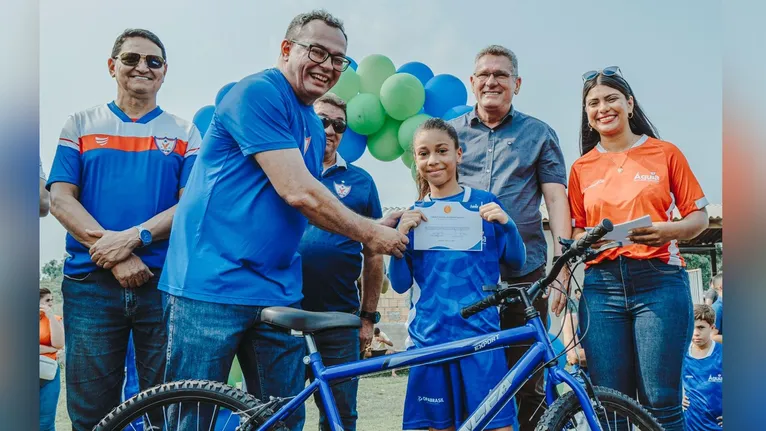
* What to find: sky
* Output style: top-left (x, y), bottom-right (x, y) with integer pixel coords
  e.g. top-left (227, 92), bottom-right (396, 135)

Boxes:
top-left (38, 0), bottom-right (722, 266)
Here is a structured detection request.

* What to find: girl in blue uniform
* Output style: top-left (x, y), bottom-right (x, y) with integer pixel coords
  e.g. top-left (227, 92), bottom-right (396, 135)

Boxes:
top-left (389, 118), bottom-right (525, 431)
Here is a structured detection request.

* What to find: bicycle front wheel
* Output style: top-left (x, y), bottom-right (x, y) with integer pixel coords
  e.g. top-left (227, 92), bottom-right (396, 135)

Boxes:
top-left (94, 379), bottom-right (286, 431)
top-left (536, 386), bottom-right (663, 431)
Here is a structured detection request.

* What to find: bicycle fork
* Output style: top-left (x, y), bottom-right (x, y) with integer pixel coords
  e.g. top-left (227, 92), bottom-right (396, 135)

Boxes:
top-left (547, 367), bottom-right (606, 430)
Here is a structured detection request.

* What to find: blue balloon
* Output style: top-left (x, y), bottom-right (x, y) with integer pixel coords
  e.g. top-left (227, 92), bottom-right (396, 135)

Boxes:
top-left (396, 62), bottom-right (434, 86)
top-left (423, 74), bottom-right (468, 118)
top-left (193, 105), bottom-right (215, 137)
top-left (442, 104), bottom-right (474, 121)
top-left (215, 82), bottom-right (237, 106)
top-left (337, 128), bottom-right (367, 163)
top-left (348, 56), bottom-right (358, 71)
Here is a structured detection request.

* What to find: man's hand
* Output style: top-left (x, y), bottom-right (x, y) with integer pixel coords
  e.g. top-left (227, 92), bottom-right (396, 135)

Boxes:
top-left (359, 320), bottom-right (374, 353)
top-left (396, 210), bottom-right (428, 235)
top-left (682, 394), bottom-right (690, 410)
top-left (111, 254), bottom-right (154, 288)
top-left (628, 222), bottom-right (678, 247)
top-left (545, 265), bottom-right (571, 316)
top-left (364, 224), bottom-right (409, 258)
top-left (87, 228), bottom-right (142, 269)
top-left (566, 349), bottom-right (579, 366)
top-left (379, 210), bottom-right (405, 229)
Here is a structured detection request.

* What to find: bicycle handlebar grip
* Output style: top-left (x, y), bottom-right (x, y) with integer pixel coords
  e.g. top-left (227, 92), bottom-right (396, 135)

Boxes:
top-left (460, 293), bottom-right (502, 319)
top-left (575, 219), bottom-right (614, 251)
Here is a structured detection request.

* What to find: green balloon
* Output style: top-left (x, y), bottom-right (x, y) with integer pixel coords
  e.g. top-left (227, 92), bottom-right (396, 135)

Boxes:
top-left (357, 54), bottom-right (396, 96)
top-left (401, 149), bottom-right (414, 168)
top-left (347, 93), bottom-right (386, 135)
top-left (367, 116), bottom-right (404, 162)
top-left (380, 73), bottom-right (426, 121)
top-left (398, 113), bottom-right (432, 151)
top-left (329, 68), bottom-right (360, 102)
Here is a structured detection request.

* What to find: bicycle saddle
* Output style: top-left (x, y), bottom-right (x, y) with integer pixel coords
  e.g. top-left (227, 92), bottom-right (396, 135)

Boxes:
top-left (261, 307), bottom-right (362, 333)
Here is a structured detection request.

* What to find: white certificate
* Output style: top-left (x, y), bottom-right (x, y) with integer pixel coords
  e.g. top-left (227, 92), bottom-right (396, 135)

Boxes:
top-left (413, 201), bottom-right (483, 251)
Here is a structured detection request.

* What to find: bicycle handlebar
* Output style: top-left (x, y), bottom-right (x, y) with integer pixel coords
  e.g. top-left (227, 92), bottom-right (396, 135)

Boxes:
top-left (460, 219), bottom-right (614, 319)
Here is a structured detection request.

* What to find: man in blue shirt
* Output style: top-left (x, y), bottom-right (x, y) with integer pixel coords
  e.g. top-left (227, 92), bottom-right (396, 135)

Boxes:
top-left (682, 304), bottom-right (723, 430)
top-left (299, 92), bottom-right (385, 431)
top-left (159, 11), bottom-right (407, 431)
top-left (447, 45), bottom-right (572, 430)
top-left (710, 272), bottom-right (723, 344)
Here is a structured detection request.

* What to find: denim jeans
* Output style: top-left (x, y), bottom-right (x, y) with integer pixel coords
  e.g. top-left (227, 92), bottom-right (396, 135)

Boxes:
top-left (62, 270), bottom-right (166, 431)
top-left (308, 327), bottom-right (360, 431)
top-left (162, 293), bottom-right (306, 431)
top-left (39, 365), bottom-right (60, 431)
top-left (579, 257), bottom-right (692, 431)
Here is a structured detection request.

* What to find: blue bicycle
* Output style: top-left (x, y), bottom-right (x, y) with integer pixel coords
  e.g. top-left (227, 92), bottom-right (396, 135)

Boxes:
top-left (96, 220), bottom-right (662, 430)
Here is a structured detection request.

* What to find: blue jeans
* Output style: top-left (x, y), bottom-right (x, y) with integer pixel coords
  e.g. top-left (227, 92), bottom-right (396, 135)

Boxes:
top-left (579, 257), bottom-right (692, 431)
top-left (309, 327), bottom-right (360, 431)
top-left (162, 293), bottom-right (306, 431)
top-left (62, 271), bottom-right (166, 431)
top-left (39, 365), bottom-right (60, 431)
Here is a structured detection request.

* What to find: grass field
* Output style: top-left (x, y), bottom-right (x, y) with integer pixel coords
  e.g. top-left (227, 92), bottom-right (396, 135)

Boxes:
top-left (54, 368), bottom-right (410, 430)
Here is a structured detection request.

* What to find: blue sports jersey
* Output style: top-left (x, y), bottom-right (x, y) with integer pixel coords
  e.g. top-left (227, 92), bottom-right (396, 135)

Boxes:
top-left (712, 297), bottom-right (723, 335)
top-left (299, 154), bottom-right (383, 312)
top-left (159, 68), bottom-right (326, 306)
top-left (47, 102), bottom-right (201, 276)
top-left (388, 187), bottom-right (526, 348)
top-left (683, 342), bottom-right (723, 430)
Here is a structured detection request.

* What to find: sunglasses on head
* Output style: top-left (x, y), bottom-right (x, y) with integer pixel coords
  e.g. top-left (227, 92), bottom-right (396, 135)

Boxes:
top-left (582, 66), bottom-right (621, 82)
top-left (320, 116), bottom-right (347, 134)
top-left (115, 52), bottom-right (166, 69)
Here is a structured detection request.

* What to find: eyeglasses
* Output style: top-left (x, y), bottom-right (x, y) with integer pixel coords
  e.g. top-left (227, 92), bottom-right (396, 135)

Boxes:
top-left (114, 52), bottom-right (165, 69)
top-left (320, 116), bottom-right (347, 134)
top-left (290, 40), bottom-right (350, 72)
top-left (473, 70), bottom-right (516, 84)
top-left (582, 66), bottom-right (621, 82)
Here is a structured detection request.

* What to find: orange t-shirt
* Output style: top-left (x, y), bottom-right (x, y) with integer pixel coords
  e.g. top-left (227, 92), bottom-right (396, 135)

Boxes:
top-left (568, 135), bottom-right (708, 266)
top-left (39, 312), bottom-right (63, 360)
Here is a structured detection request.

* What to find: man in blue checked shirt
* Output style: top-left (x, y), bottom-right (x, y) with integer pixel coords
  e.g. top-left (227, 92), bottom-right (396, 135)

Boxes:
top-left (299, 92), bottom-right (385, 431)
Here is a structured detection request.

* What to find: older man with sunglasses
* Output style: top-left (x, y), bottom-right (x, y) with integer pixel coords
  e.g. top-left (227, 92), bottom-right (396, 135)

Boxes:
top-left (159, 10), bottom-right (407, 431)
top-left (46, 28), bottom-right (200, 430)
top-left (297, 92), bottom-right (385, 431)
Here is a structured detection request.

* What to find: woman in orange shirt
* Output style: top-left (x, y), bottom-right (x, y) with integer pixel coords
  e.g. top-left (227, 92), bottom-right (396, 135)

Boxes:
top-left (568, 66), bottom-right (709, 431)
top-left (40, 287), bottom-right (64, 431)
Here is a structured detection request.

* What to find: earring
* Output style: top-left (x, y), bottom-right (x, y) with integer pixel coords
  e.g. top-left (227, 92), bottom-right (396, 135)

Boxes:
top-left (628, 112), bottom-right (634, 119)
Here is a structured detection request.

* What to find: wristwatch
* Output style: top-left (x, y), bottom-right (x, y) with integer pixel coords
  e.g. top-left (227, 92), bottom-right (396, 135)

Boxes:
top-left (359, 310), bottom-right (381, 324)
top-left (135, 224), bottom-right (153, 248)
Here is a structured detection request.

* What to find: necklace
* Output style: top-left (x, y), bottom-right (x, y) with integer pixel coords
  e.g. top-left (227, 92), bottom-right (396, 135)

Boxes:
top-left (605, 144), bottom-right (634, 173)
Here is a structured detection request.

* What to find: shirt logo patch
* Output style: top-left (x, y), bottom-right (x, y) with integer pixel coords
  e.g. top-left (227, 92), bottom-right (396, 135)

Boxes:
top-left (154, 137), bottom-right (177, 156)
top-left (443, 205), bottom-right (452, 214)
top-left (708, 374), bottom-right (722, 383)
top-left (334, 181), bottom-right (352, 199)
top-left (95, 136), bottom-right (109, 146)
top-left (634, 171), bottom-right (661, 183)
top-left (418, 396), bottom-right (445, 404)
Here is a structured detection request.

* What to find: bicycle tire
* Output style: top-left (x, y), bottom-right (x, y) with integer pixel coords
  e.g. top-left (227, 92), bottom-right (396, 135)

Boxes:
top-left (94, 379), bottom-right (286, 431)
top-left (536, 386), bottom-right (664, 431)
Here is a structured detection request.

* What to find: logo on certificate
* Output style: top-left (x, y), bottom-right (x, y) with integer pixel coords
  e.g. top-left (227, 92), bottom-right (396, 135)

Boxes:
top-left (443, 205), bottom-right (452, 214)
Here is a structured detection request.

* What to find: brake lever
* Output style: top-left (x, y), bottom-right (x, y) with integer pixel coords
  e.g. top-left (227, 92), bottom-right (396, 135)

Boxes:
top-left (558, 238), bottom-right (575, 253)
top-left (583, 241), bottom-right (622, 263)
top-left (482, 281), bottom-right (510, 292)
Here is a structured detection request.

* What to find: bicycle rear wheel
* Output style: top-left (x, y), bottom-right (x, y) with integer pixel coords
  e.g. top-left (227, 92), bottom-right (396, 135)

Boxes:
top-left (94, 379), bottom-right (286, 431)
top-left (536, 386), bottom-right (663, 431)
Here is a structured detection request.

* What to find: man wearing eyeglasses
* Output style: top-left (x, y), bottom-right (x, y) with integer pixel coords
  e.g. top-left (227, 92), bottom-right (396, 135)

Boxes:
top-left (447, 45), bottom-right (571, 431)
top-left (159, 10), bottom-right (407, 431)
top-left (297, 92), bottom-right (384, 431)
top-left (46, 28), bottom-right (200, 430)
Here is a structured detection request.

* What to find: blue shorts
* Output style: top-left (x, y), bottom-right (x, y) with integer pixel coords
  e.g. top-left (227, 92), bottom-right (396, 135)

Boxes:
top-left (403, 349), bottom-right (517, 430)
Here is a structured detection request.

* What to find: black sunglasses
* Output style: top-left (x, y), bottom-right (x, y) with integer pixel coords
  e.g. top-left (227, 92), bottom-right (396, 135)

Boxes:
top-left (582, 66), bottom-right (621, 82)
top-left (320, 116), bottom-right (347, 134)
top-left (115, 52), bottom-right (166, 69)
top-left (290, 40), bottom-right (350, 72)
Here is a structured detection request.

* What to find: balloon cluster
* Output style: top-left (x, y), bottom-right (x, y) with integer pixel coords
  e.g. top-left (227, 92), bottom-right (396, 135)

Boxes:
top-left (192, 55), bottom-right (474, 169)
top-left (330, 55), bottom-right (472, 166)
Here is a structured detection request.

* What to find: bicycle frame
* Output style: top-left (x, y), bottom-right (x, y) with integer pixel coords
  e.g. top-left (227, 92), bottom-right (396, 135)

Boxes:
top-left (254, 311), bottom-right (603, 431)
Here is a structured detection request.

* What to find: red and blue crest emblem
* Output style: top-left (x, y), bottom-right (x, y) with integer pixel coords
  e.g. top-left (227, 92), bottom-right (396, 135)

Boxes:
top-left (154, 137), bottom-right (177, 156)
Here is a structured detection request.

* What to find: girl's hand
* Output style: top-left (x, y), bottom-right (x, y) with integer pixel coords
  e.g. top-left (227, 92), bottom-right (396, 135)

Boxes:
top-left (397, 210), bottom-right (428, 235)
top-left (479, 202), bottom-right (509, 225)
top-left (627, 222), bottom-right (678, 247)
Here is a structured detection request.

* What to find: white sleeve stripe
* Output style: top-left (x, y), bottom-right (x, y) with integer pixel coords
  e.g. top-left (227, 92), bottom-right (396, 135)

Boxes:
top-left (184, 147), bottom-right (200, 158)
top-left (58, 138), bottom-right (79, 151)
top-left (695, 197), bottom-right (709, 209)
